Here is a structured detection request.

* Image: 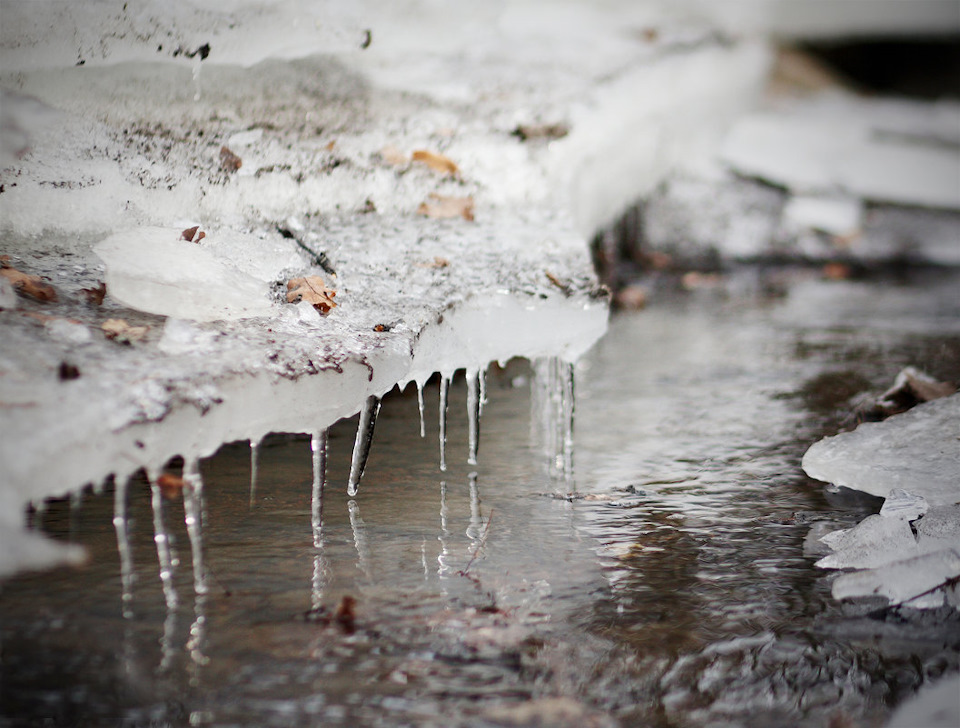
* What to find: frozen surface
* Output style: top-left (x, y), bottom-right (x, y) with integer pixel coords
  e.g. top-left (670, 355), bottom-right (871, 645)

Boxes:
top-left (802, 395), bottom-right (960, 505)
top-left (886, 674), bottom-right (960, 728)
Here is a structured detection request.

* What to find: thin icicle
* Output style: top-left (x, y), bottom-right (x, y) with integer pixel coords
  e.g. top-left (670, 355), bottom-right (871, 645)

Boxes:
top-left (182, 458), bottom-right (208, 595)
top-left (531, 357), bottom-right (577, 481)
top-left (417, 381), bottom-right (426, 438)
top-left (466, 368), bottom-right (481, 466)
top-left (150, 471), bottom-right (179, 611)
top-left (311, 430), bottom-right (329, 610)
top-left (466, 471), bottom-right (482, 541)
top-left (249, 438), bottom-right (261, 508)
top-left (348, 499), bottom-right (372, 580)
top-left (113, 476), bottom-right (135, 619)
top-left (479, 366), bottom-right (488, 416)
top-left (438, 375), bottom-right (450, 472)
top-left (347, 395), bottom-right (381, 497)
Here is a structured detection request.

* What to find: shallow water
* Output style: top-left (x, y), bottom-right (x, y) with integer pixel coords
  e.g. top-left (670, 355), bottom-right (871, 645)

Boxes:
top-left (3, 269), bottom-right (960, 727)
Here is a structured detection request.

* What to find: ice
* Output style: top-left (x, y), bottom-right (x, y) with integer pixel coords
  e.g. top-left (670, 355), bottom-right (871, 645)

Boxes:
top-left (802, 394), bottom-right (960, 505)
top-left (346, 396), bottom-right (381, 497)
top-left (0, 521), bottom-right (84, 578)
top-left (886, 674), bottom-right (960, 728)
top-left (227, 129), bottom-right (263, 148)
top-left (158, 318), bottom-right (218, 356)
top-left (0, 276), bottom-right (16, 310)
top-left (438, 481), bottom-right (451, 577)
top-left (721, 97), bottom-right (960, 210)
top-left (348, 500), bottom-right (371, 579)
top-left (781, 195), bottom-right (861, 237)
top-left (815, 515), bottom-right (919, 570)
top-left (149, 471), bottom-right (179, 610)
top-left (531, 357), bottom-right (577, 479)
top-left (831, 549), bottom-right (960, 608)
top-left (466, 368), bottom-right (481, 466)
top-left (917, 505), bottom-right (960, 553)
top-left (95, 228), bottom-right (276, 322)
top-left (182, 458), bottom-right (208, 595)
top-left (439, 375), bottom-right (451, 472)
top-left (416, 381), bottom-right (426, 438)
top-left (878, 488), bottom-right (929, 521)
top-left (44, 318), bottom-right (92, 345)
top-left (113, 476), bottom-right (135, 619)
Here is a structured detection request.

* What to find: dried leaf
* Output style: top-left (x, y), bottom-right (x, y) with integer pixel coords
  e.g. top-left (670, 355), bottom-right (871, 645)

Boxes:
top-left (417, 194), bottom-right (474, 221)
top-left (102, 318), bottom-right (148, 344)
top-left (411, 149), bottom-right (458, 175)
top-left (81, 282), bottom-right (107, 305)
top-left (180, 225), bottom-right (203, 242)
top-left (379, 145), bottom-right (408, 166)
top-left (513, 123), bottom-right (569, 142)
top-left (0, 267), bottom-right (57, 302)
top-left (58, 362), bottom-right (80, 381)
top-left (286, 276), bottom-right (337, 313)
top-left (545, 270), bottom-right (572, 296)
top-left (156, 472), bottom-right (185, 499)
top-left (431, 256), bottom-right (450, 268)
top-left (220, 145), bottom-right (242, 172)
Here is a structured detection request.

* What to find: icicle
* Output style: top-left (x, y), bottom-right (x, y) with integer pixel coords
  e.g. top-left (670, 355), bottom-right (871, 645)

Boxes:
top-left (466, 368), bottom-right (481, 466)
top-left (114, 476), bottom-right (135, 619)
top-left (348, 499), bottom-right (372, 580)
top-left (417, 381), bottom-right (426, 438)
top-left (182, 458), bottom-right (208, 595)
top-left (347, 395), bottom-right (381, 497)
top-left (438, 375), bottom-right (450, 472)
top-left (479, 366), bottom-right (488, 416)
top-left (68, 488), bottom-right (82, 543)
top-left (150, 470), bottom-right (179, 611)
top-left (311, 430), bottom-right (329, 610)
top-left (531, 357), bottom-right (577, 480)
top-left (158, 608), bottom-right (178, 675)
top-left (249, 438), bottom-right (261, 508)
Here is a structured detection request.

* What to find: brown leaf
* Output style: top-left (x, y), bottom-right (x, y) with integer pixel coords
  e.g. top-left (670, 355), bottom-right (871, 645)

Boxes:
top-left (58, 362), bottom-right (80, 381)
top-left (81, 282), bottom-right (106, 305)
top-left (286, 276), bottom-right (337, 313)
top-left (156, 472), bottom-right (185, 499)
top-left (220, 145), bottom-right (242, 172)
top-left (0, 267), bottom-right (57, 302)
top-left (181, 225), bottom-right (201, 242)
top-left (102, 318), bottom-right (148, 344)
top-left (411, 149), bottom-right (459, 175)
top-left (417, 194), bottom-right (474, 221)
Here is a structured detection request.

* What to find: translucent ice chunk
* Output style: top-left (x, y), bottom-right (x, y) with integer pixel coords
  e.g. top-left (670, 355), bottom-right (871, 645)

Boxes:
top-left (347, 396), bottom-right (381, 497)
top-left (879, 488), bottom-right (929, 521)
top-left (832, 549), bottom-right (960, 607)
top-left (816, 515), bottom-right (918, 570)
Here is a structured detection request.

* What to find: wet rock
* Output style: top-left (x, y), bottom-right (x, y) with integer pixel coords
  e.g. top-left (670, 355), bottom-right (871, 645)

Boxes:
top-left (482, 697), bottom-right (616, 728)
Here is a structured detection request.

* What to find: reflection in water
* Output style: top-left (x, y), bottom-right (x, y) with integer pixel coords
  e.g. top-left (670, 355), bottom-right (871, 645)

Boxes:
top-left (249, 438), bottom-right (260, 508)
top-left (348, 499), bottom-right (372, 580)
top-left (149, 472), bottom-right (179, 611)
top-left (113, 475), bottom-right (135, 619)
top-left (466, 368), bottom-right (482, 466)
top-left (182, 459), bottom-right (208, 596)
top-left (311, 430), bottom-right (329, 610)
top-left (438, 481), bottom-right (451, 577)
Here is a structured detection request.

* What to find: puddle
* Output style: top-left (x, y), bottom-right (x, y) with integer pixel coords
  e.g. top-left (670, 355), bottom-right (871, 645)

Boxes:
top-left (3, 269), bottom-right (960, 727)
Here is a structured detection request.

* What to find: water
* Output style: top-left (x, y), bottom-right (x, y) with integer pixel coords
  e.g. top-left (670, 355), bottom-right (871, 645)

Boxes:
top-left (3, 270), bottom-right (960, 727)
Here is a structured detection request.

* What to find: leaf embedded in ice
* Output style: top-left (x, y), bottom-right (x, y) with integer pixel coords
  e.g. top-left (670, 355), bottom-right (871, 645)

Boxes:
top-left (286, 276), bottom-right (337, 314)
top-left (102, 318), bottom-right (149, 344)
top-left (0, 265), bottom-right (57, 302)
top-left (411, 149), bottom-right (459, 175)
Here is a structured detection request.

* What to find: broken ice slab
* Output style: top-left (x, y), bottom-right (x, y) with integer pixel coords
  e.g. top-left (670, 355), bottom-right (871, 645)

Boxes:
top-left (721, 96), bottom-right (960, 210)
top-left (780, 194), bottom-right (862, 237)
top-left (815, 514), bottom-right (919, 570)
top-left (95, 227), bottom-right (277, 322)
top-left (878, 488), bottom-right (929, 521)
top-left (886, 674), bottom-right (960, 728)
top-left (802, 394), bottom-right (960, 506)
top-left (831, 549), bottom-right (960, 608)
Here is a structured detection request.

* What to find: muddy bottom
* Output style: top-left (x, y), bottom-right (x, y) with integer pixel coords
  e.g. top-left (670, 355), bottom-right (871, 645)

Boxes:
top-left (2, 268), bottom-right (959, 728)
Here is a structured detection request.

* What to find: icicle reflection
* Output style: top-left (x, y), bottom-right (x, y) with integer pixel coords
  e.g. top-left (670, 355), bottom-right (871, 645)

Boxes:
top-left (348, 499), bottom-right (372, 580)
top-left (438, 375), bottom-right (450, 471)
top-left (311, 430), bottom-right (329, 610)
top-left (466, 368), bottom-right (481, 466)
top-left (249, 439), bottom-right (260, 508)
top-left (150, 473), bottom-right (179, 611)
top-left (466, 471), bottom-right (483, 542)
top-left (531, 357), bottom-right (576, 480)
top-left (113, 476), bottom-right (135, 619)
top-left (437, 481), bottom-right (451, 577)
top-left (347, 395), bottom-right (381, 497)
top-left (182, 459), bottom-right (208, 596)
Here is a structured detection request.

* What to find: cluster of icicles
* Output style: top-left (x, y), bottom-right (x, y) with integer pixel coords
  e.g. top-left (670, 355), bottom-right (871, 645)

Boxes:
top-left (42, 357), bottom-right (576, 648)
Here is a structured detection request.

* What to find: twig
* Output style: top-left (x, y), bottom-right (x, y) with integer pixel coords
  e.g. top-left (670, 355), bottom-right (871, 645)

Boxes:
top-left (458, 509), bottom-right (494, 578)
